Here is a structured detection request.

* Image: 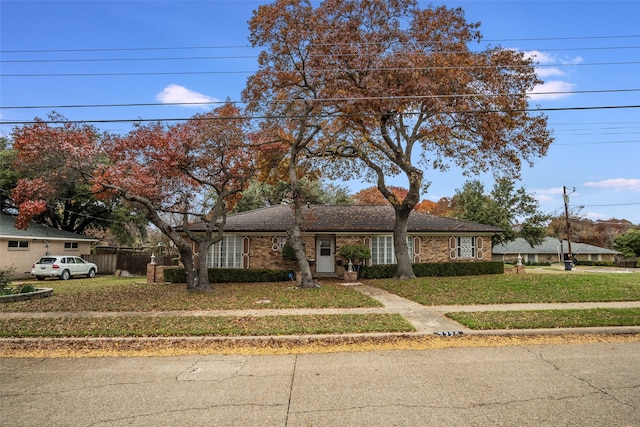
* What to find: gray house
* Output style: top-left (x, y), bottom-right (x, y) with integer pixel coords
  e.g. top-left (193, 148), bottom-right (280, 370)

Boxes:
top-left (0, 213), bottom-right (98, 279)
top-left (492, 236), bottom-right (619, 264)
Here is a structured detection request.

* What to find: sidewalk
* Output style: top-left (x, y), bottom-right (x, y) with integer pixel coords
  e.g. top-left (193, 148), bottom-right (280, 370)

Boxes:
top-left (2, 283), bottom-right (639, 337)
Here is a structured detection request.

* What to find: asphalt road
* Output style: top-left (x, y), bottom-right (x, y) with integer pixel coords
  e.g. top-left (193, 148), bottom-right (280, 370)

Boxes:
top-left (2, 340), bottom-right (639, 426)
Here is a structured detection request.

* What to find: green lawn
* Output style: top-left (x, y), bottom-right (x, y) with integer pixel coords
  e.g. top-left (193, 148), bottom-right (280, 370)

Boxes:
top-left (370, 272), bottom-right (640, 305)
top-left (0, 277), bottom-right (382, 312)
top-left (0, 313), bottom-right (413, 338)
top-left (2, 271), bottom-right (639, 337)
top-left (447, 308), bottom-right (640, 330)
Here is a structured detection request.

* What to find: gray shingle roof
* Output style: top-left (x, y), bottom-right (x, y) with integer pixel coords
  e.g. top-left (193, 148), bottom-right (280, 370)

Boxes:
top-left (492, 237), bottom-right (619, 255)
top-left (188, 205), bottom-right (502, 234)
top-left (0, 213), bottom-right (98, 242)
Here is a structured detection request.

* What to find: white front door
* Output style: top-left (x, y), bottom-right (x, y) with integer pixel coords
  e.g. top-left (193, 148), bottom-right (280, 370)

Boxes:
top-left (316, 236), bottom-right (335, 273)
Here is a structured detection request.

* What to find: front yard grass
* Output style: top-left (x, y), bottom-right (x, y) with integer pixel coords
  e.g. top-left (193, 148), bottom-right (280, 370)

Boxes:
top-left (0, 313), bottom-right (414, 338)
top-left (0, 277), bottom-right (382, 312)
top-left (371, 272), bottom-right (640, 305)
top-left (447, 308), bottom-right (640, 330)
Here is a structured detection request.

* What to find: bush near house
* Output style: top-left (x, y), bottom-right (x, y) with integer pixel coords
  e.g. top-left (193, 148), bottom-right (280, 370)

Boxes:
top-left (359, 261), bottom-right (504, 279)
top-left (163, 268), bottom-right (291, 284)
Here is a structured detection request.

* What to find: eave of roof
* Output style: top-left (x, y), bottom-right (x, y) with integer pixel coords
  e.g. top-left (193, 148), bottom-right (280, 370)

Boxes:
top-left (0, 213), bottom-right (99, 242)
top-left (183, 205), bottom-right (502, 234)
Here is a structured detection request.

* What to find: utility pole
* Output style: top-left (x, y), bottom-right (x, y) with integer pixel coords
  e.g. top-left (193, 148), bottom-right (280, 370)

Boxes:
top-left (563, 186), bottom-right (573, 269)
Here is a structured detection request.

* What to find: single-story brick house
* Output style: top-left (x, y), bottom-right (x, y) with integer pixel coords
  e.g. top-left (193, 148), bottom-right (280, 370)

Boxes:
top-left (183, 205), bottom-right (502, 278)
top-left (492, 236), bottom-right (619, 264)
top-left (0, 213), bottom-right (98, 279)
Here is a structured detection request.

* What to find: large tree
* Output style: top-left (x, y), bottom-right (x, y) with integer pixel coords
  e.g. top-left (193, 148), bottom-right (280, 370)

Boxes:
top-left (315, 0), bottom-right (553, 278)
top-left (244, 0), bottom-right (334, 288)
top-left (613, 228), bottom-right (640, 258)
top-left (10, 113), bottom-right (116, 234)
top-left (0, 137), bottom-right (19, 215)
top-left (95, 102), bottom-right (254, 291)
top-left (452, 179), bottom-right (551, 246)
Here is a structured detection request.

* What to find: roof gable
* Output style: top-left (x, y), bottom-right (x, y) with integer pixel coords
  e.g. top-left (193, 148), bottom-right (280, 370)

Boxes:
top-left (188, 205), bottom-right (502, 234)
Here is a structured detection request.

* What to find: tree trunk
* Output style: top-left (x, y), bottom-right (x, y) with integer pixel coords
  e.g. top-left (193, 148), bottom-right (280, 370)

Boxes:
top-left (289, 201), bottom-right (320, 288)
top-left (178, 244), bottom-right (197, 290)
top-left (287, 147), bottom-right (319, 288)
top-left (393, 205), bottom-right (416, 279)
top-left (192, 240), bottom-right (213, 292)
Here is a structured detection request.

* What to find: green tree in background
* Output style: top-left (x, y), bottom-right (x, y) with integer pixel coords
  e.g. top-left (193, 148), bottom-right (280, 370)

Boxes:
top-left (453, 178), bottom-right (551, 246)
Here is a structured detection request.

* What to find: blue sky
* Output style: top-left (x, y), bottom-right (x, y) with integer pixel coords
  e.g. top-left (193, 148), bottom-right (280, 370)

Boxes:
top-left (1, 1), bottom-right (639, 223)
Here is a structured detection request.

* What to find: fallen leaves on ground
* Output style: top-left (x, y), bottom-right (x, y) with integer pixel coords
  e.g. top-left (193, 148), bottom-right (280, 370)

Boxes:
top-left (1, 333), bottom-right (638, 358)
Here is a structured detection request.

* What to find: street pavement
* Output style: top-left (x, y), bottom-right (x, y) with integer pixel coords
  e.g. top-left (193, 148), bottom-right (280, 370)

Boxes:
top-left (2, 340), bottom-right (639, 426)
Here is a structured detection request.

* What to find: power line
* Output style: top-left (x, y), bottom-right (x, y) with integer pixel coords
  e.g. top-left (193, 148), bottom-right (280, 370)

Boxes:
top-left (2, 34), bottom-right (639, 54)
top-left (3, 61), bottom-right (639, 78)
top-left (2, 88), bottom-right (638, 111)
top-left (1, 104), bottom-right (639, 126)
top-left (3, 45), bottom-right (639, 64)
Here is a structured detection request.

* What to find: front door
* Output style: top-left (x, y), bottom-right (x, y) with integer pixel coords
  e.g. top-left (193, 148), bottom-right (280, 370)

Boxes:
top-left (316, 236), bottom-right (335, 273)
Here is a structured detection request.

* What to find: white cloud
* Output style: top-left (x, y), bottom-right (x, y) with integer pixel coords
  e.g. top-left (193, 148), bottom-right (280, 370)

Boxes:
top-left (584, 212), bottom-right (611, 221)
top-left (584, 178), bottom-right (640, 192)
top-left (156, 84), bottom-right (218, 108)
top-left (521, 50), bottom-right (581, 101)
top-left (531, 187), bottom-right (565, 204)
top-left (528, 80), bottom-right (576, 100)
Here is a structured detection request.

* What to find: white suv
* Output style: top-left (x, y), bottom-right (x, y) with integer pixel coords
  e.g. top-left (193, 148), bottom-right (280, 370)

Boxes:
top-left (31, 256), bottom-right (98, 281)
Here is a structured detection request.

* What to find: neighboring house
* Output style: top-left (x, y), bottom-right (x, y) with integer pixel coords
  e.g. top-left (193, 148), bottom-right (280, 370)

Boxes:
top-left (492, 236), bottom-right (619, 264)
top-left (183, 205), bottom-right (502, 278)
top-left (0, 213), bottom-right (98, 279)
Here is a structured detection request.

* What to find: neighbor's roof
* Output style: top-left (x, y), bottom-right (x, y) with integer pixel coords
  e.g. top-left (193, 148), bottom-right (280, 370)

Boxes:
top-left (0, 213), bottom-right (99, 242)
top-left (492, 237), bottom-right (619, 255)
top-left (186, 205), bottom-right (502, 234)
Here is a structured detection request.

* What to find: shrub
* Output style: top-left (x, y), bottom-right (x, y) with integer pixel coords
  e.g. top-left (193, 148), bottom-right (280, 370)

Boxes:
top-left (19, 284), bottom-right (37, 293)
top-left (359, 261), bottom-right (504, 279)
top-left (0, 267), bottom-right (14, 290)
top-left (281, 242), bottom-right (297, 261)
top-left (338, 244), bottom-right (371, 263)
top-left (162, 267), bottom-right (291, 284)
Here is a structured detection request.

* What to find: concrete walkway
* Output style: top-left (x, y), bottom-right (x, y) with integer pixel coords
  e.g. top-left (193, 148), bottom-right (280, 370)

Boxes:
top-left (2, 283), bottom-right (639, 336)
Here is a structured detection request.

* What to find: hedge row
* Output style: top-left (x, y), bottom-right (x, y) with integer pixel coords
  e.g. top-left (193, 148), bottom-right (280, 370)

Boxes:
top-left (163, 268), bottom-right (291, 284)
top-left (358, 261), bottom-right (504, 279)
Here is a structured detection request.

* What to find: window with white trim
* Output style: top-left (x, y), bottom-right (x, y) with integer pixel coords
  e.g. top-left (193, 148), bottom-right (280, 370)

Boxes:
top-left (456, 236), bottom-right (476, 259)
top-left (7, 240), bottom-right (29, 250)
top-left (64, 242), bottom-right (79, 250)
top-left (207, 236), bottom-right (243, 268)
top-left (370, 236), bottom-right (414, 265)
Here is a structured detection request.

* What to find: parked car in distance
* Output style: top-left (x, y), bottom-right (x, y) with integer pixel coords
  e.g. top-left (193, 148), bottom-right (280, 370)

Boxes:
top-left (31, 256), bottom-right (98, 281)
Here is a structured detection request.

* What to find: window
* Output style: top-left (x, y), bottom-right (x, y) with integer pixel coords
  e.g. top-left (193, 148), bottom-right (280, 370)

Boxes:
top-left (456, 236), bottom-right (476, 259)
top-left (370, 236), bottom-right (414, 265)
top-left (7, 240), bottom-right (29, 250)
top-left (207, 236), bottom-right (243, 268)
top-left (64, 242), bottom-right (79, 250)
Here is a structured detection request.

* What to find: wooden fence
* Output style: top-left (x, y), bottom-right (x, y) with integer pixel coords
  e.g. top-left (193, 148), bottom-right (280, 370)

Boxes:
top-left (83, 254), bottom-right (174, 276)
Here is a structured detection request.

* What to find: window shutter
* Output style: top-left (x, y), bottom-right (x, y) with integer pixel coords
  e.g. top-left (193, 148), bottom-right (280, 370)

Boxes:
top-left (413, 237), bottom-right (421, 263)
top-left (477, 237), bottom-right (484, 259)
top-left (243, 237), bottom-right (250, 269)
top-left (449, 237), bottom-right (457, 259)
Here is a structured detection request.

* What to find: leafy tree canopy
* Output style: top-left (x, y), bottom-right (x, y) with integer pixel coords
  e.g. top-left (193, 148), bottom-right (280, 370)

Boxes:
top-left (453, 178), bottom-right (551, 246)
top-left (613, 228), bottom-right (640, 257)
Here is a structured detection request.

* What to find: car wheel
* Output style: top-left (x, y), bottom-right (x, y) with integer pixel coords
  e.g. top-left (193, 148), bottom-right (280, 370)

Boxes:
top-left (61, 270), bottom-right (71, 281)
top-left (36, 276), bottom-right (45, 281)
top-left (87, 268), bottom-right (96, 278)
